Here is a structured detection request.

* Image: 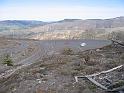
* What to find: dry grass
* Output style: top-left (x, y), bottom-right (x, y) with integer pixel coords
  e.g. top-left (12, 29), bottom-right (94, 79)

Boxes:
top-left (120, 53), bottom-right (124, 59)
top-left (58, 68), bottom-right (79, 76)
top-left (36, 88), bottom-right (45, 93)
top-left (83, 66), bottom-right (100, 75)
top-left (88, 83), bottom-right (97, 92)
top-left (104, 61), bottom-right (119, 69)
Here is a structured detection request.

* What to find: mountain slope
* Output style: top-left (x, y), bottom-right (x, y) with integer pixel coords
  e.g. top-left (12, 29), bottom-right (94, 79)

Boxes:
top-left (0, 16), bottom-right (124, 40)
top-left (0, 20), bottom-right (48, 38)
top-left (26, 16), bottom-right (124, 40)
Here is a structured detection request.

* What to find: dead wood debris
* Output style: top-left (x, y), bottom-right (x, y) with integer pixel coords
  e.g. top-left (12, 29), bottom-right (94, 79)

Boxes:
top-left (75, 65), bottom-right (124, 92)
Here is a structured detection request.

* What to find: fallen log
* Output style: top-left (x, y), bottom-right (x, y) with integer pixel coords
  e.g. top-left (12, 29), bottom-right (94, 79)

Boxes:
top-left (75, 65), bottom-right (123, 80)
top-left (74, 65), bottom-right (123, 90)
top-left (87, 65), bottom-right (123, 77)
top-left (87, 77), bottom-right (108, 90)
top-left (107, 86), bottom-right (124, 92)
top-left (111, 40), bottom-right (124, 46)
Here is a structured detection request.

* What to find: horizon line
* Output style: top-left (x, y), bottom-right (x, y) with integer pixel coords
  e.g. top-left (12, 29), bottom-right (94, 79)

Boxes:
top-left (0, 16), bottom-right (124, 22)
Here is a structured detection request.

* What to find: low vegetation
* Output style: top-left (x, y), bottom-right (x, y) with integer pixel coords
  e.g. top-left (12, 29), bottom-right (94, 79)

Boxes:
top-left (62, 47), bottom-right (73, 55)
top-left (88, 83), bottom-right (97, 92)
top-left (2, 54), bottom-right (13, 66)
top-left (1, 39), bottom-right (124, 93)
top-left (120, 53), bottom-right (124, 59)
top-left (108, 80), bottom-right (124, 89)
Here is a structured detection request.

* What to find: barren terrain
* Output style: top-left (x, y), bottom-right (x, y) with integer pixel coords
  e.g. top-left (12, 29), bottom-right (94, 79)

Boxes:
top-left (1, 38), bottom-right (124, 93)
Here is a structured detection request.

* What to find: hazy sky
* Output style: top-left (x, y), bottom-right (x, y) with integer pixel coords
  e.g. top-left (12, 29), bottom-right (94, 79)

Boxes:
top-left (0, 0), bottom-right (124, 21)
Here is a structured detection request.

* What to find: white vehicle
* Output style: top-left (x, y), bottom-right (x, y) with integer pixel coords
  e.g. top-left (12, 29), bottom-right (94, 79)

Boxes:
top-left (80, 43), bottom-right (86, 47)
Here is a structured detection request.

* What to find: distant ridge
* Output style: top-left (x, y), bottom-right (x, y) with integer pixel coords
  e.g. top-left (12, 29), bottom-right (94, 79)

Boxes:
top-left (0, 16), bottom-right (124, 40)
top-left (0, 20), bottom-right (48, 27)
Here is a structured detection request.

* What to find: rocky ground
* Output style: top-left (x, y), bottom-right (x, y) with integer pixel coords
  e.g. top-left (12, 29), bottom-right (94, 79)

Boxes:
top-left (0, 39), bottom-right (124, 93)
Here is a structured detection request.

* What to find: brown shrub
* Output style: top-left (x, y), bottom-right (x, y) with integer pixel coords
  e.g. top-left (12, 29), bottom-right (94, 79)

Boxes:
top-left (36, 88), bottom-right (45, 93)
top-left (104, 61), bottom-right (119, 69)
top-left (84, 66), bottom-right (100, 75)
top-left (84, 60), bottom-right (99, 66)
top-left (62, 47), bottom-right (73, 55)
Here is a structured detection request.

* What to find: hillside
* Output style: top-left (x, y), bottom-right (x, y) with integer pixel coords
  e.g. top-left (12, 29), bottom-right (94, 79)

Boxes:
top-left (0, 16), bottom-right (124, 40)
top-left (0, 20), bottom-right (48, 38)
top-left (26, 16), bottom-right (124, 40)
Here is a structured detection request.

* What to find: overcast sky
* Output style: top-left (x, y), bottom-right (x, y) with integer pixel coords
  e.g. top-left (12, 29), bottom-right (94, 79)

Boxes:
top-left (0, 0), bottom-right (124, 21)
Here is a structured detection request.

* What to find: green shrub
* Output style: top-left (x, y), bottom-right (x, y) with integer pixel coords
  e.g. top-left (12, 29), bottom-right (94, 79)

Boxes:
top-left (3, 54), bottom-right (13, 66)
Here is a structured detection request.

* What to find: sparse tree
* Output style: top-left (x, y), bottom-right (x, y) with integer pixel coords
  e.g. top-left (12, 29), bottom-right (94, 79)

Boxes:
top-left (3, 54), bottom-right (13, 66)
